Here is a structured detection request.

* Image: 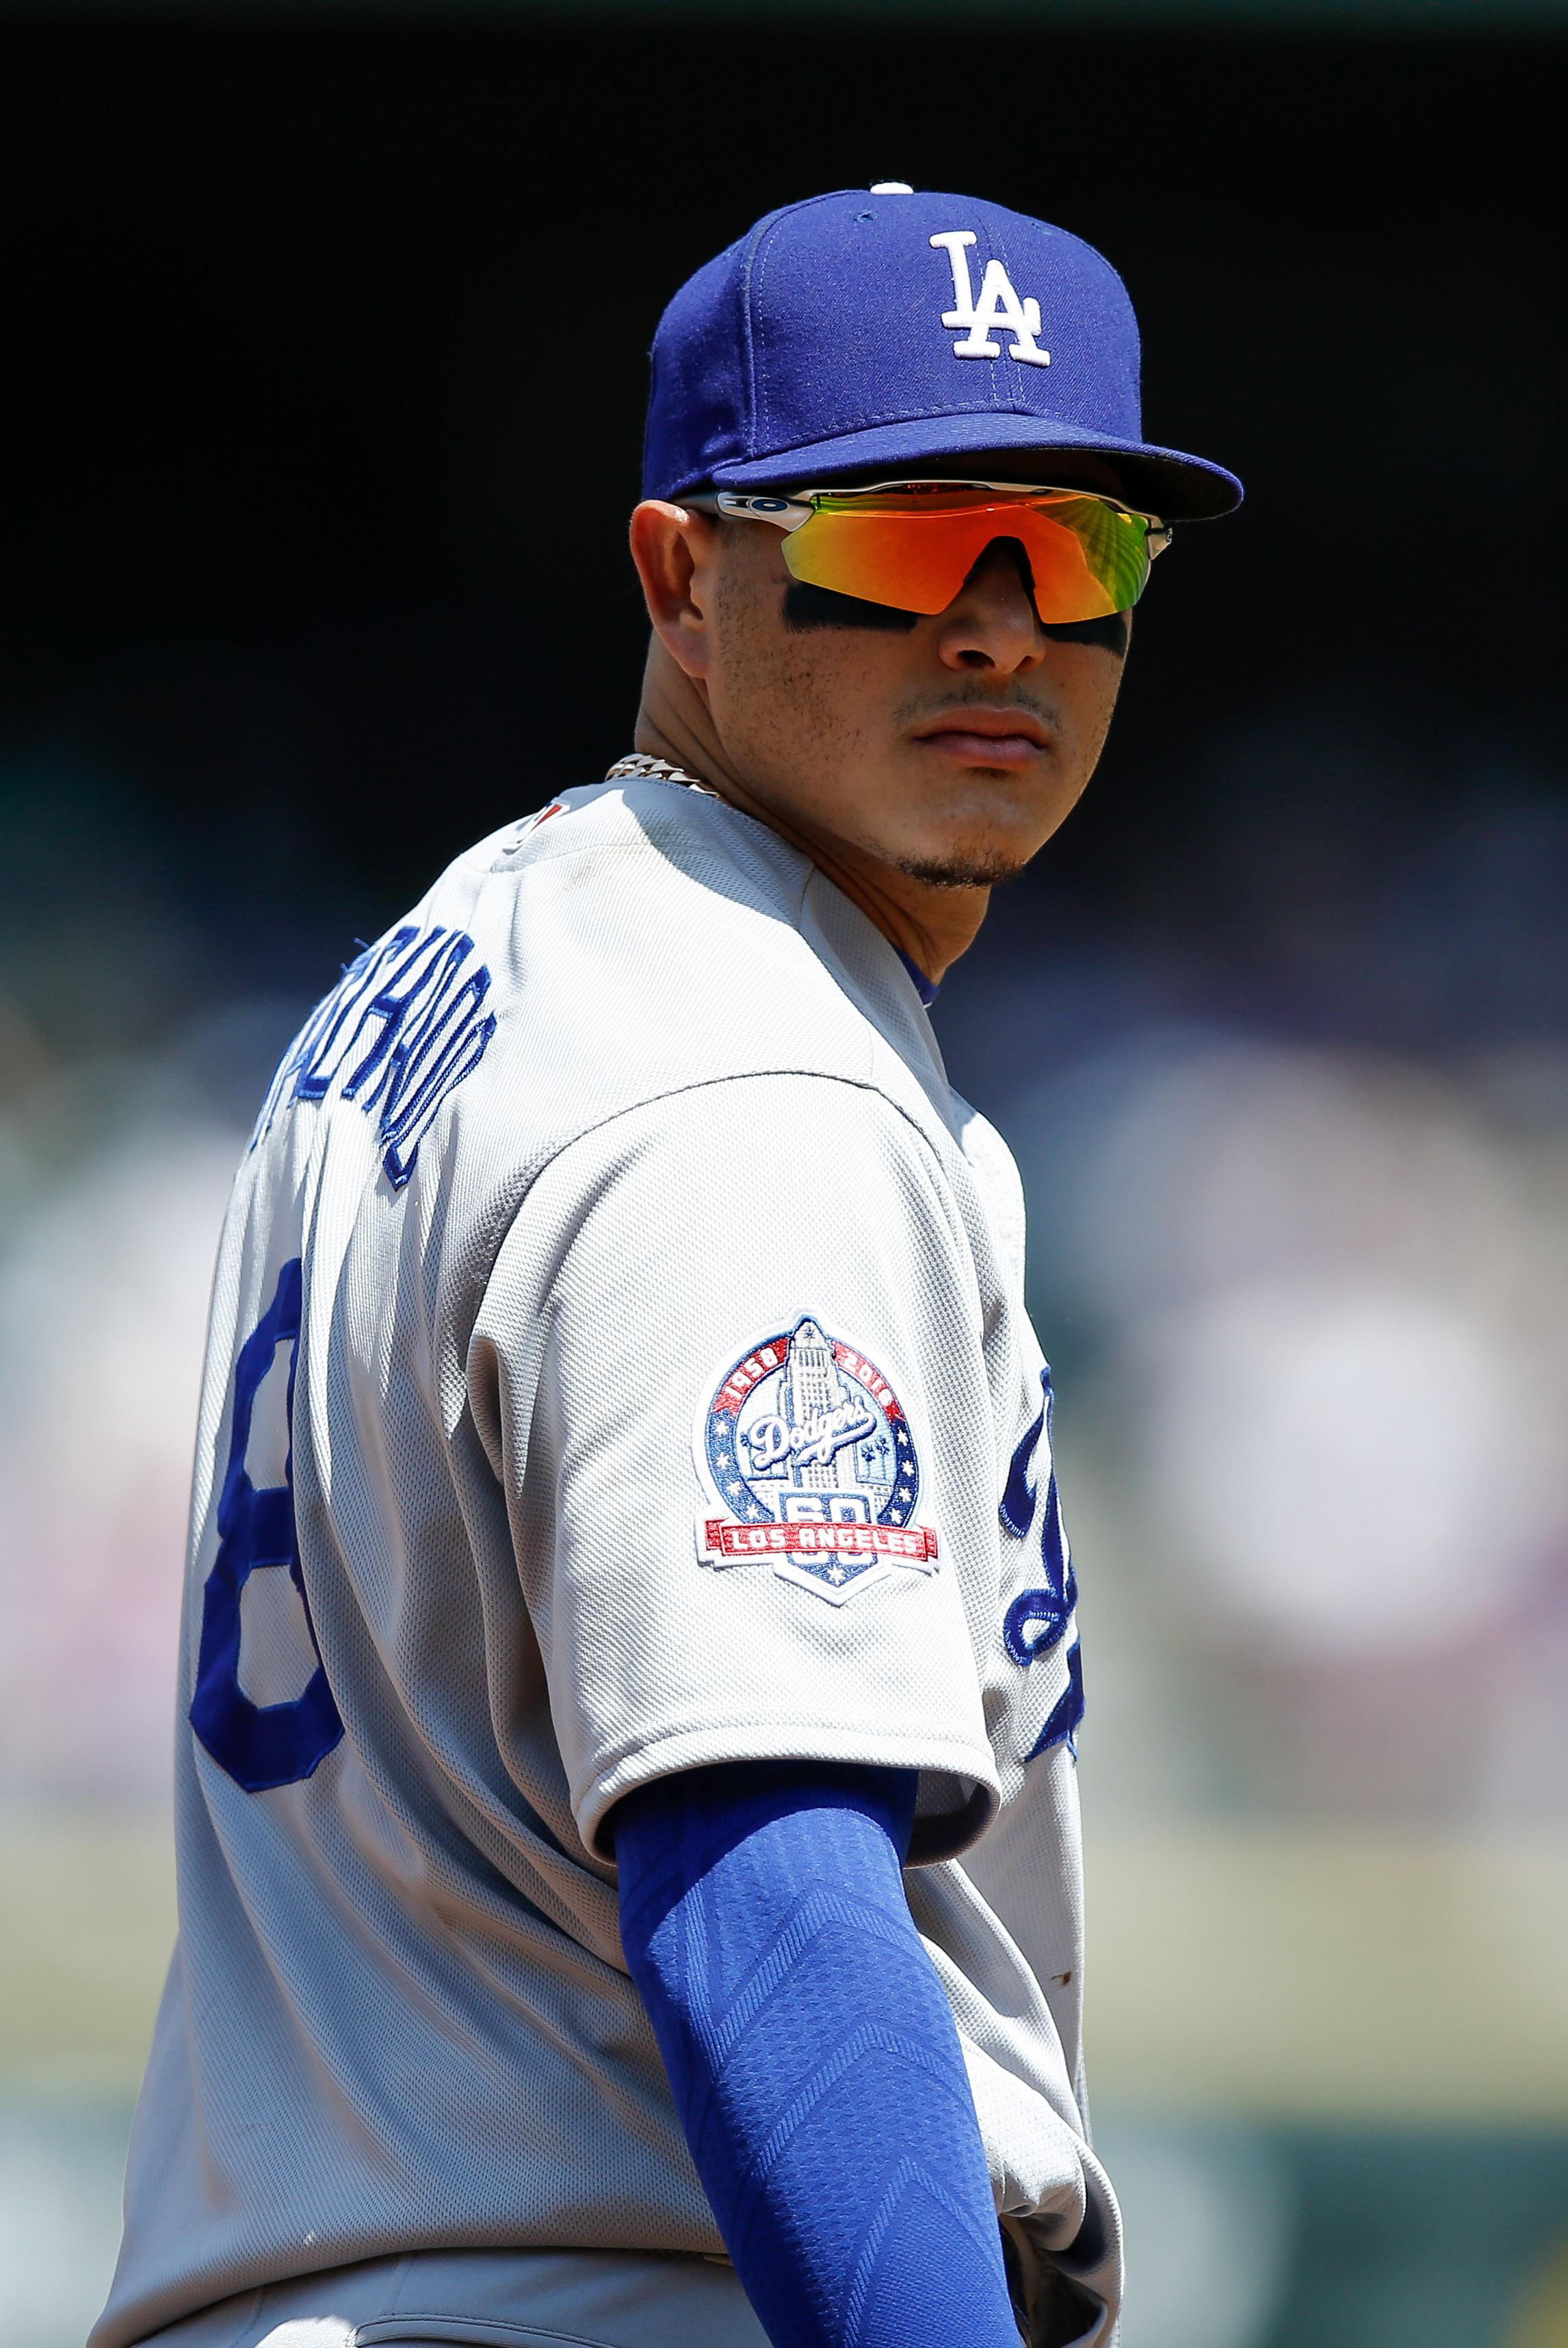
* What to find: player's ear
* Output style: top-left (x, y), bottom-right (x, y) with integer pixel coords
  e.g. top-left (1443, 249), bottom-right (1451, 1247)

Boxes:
top-left (629, 500), bottom-right (722, 681)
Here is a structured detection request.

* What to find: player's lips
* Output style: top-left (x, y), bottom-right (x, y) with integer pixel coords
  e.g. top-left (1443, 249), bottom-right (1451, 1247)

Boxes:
top-left (911, 708), bottom-right (1051, 767)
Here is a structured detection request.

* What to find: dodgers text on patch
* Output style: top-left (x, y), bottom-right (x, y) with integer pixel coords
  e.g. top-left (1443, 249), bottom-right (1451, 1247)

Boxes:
top-left (696, 1316), bottom-right (938, 1606)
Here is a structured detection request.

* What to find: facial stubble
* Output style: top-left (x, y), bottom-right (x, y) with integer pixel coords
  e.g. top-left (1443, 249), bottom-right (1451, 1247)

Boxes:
top-left (893, 845), bottom-right (1034, 890)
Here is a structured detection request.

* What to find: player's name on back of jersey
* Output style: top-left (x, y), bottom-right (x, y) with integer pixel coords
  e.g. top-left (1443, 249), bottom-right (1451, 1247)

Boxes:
top-left (252, 921), bottom-right (498, 1189)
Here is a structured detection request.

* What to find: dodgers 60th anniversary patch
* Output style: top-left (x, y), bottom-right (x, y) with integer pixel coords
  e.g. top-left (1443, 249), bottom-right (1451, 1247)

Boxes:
top-left (695, 1315), bottom-right (939, 1606)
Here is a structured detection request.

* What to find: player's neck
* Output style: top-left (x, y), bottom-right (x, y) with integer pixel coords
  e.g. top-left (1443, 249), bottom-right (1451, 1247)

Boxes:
top-left (632, 655), bottom-right (989, 987)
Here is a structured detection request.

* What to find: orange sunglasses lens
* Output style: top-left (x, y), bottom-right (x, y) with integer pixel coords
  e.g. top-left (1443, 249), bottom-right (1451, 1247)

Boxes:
top-left (779, 491), bottom-right (1153, 622)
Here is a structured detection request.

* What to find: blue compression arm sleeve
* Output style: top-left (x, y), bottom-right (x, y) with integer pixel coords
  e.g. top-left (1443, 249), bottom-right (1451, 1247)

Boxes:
top-left (614, 1761), bottom-right (1021, 2348)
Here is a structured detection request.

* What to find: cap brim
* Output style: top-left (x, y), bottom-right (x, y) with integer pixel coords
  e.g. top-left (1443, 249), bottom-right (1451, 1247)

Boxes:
top-left (703, 411), bottom-right (1242, 523)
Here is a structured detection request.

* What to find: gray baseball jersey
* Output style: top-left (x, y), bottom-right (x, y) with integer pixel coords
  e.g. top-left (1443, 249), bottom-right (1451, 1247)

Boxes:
top-left (94, 772), bottom-right (1121, 2348)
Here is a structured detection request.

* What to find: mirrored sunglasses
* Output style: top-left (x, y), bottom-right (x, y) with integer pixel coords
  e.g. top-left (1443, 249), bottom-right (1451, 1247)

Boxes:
top-left (688, 480), bottom-right (1170, 625)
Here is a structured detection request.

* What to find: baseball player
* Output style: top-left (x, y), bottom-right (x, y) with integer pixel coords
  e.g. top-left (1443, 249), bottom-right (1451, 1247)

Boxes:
top-left (95, 186), bottom-right (1238, 2348)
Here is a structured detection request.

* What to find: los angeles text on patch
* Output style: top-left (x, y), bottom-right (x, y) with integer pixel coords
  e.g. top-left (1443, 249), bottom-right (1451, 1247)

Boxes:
top-left (696, 1316), bottom-right (938, 1606)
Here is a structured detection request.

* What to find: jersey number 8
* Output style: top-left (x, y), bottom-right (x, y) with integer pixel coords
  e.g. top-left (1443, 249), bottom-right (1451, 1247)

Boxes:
top-left (189, 1259), bottom-right (344, 1792)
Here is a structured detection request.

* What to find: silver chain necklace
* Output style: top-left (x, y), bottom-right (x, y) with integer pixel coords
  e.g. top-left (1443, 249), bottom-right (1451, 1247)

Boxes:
top-left (604, 753), bottom-right (717, 795)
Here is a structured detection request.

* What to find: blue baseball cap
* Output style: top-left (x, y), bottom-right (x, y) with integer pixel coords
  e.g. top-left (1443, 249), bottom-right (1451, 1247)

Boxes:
top-left (643, 185), bottom-right (1241, 524)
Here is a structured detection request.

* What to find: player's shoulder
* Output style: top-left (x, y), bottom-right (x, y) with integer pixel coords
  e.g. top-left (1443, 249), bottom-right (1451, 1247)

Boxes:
top-left (426, 774), bottom-right (935, 1103)
top-left (246, 774), bottom-right (964, 1224)
top-left (440, 772), bottom-right (807, 917)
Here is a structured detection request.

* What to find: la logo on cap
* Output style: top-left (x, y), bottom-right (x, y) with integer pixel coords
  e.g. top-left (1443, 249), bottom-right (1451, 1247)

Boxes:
top-left (930, 231), bottom-right (1050, 367)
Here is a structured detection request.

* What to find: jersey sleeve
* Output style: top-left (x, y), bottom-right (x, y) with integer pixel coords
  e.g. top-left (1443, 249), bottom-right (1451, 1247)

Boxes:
top-left (470, 1072), bottom-right (1004, 1862)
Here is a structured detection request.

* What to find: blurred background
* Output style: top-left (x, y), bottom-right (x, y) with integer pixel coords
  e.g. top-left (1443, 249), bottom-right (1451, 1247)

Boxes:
top-left (1, 6), bottom-right (1566, 2342)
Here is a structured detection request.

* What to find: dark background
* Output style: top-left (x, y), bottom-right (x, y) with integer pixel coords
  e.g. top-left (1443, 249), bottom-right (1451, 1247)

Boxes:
top-left (2, 23), bottom-right (1565, 1097)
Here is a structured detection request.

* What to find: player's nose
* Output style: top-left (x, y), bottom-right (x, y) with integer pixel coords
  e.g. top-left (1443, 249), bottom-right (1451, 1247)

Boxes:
top-left (934, 538), bottom-right (1045, 675)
